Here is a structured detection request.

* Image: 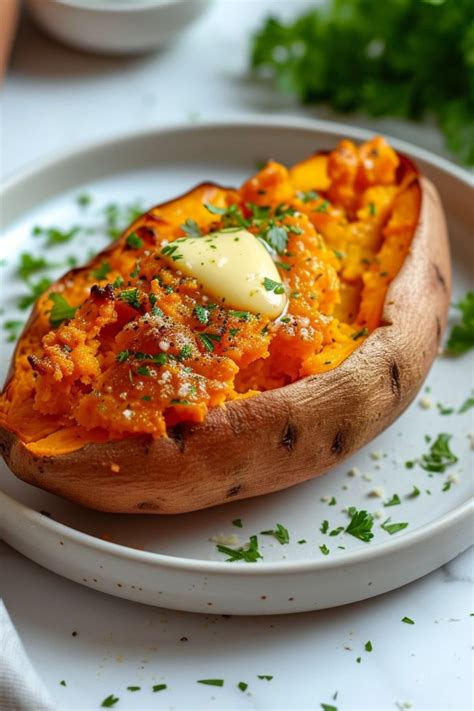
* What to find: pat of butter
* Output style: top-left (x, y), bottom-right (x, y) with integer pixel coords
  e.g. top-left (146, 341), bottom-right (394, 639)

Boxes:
top-left (162, 229), bottom-right (287, 319)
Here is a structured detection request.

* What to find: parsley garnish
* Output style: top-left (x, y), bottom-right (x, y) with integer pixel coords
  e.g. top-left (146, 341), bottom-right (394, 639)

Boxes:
top-left (320, 519), bottom-right (329, 534)
top-left (136, 366), bottom-right (151, 376)
top-left (178, 344), bottom-right (193, 360)
top-left (364, 641), bottom-right (373, 652)
top-left (329, 527), bottom-right (344, 537)
top-left (197, 679), bottom-right (224, 687)
top-left (181, 218), bottom-right (202, 237)
top-left (265, 226), bottom-right (288, 253)
top-left (446, 292), bottom-right (474, 353)
top-left (384, 494), bottom-right (401, 507)
top-left (194, 304), bottom-right (210, 325)
top-left (126, 232), bottom-right (144, 249)
top-left (18, 277), bottom-right (52, 310)
top-left (258, 675), bottom-right (273, 681)
top-left (49, 293), bottom-right (78, 328)
top-left (402, 616), bottom-right (414, 624)
top-left (261, 523), bottom-right (289, 544)
top-left (101, 695), bottom-right (119, 708)
top-left (116, 350), bottom-right (130, 363)
top-left (238, 681), bottom-right (248, 692)
top-left (60, 680), bottom-right (66, 686)
top-left (442, 480), bottom-right (452, 492)
top-left (321, 705), bottom-right (337, 711)
top-left (229, 310), bottom-right (251, 321)
top-left (127, 686), bottom-right (141, 692)
top-left (297, 190), bottom-right (318, 203)
top-left (34, 225), bottom-right (81, 246)
top-left (345, 509), bottom-right (374, 542)
top-left (232, 518), bottom-right (243, 528)
top-left (17, 253), bottom-right (55, 281)
top-left (419, 433), bottom-right (458, 473)
top-left (263, 277), bottom-right (285, 294)
top-left (118, 288), bottom-right (141, 310)
top-left (198, 332), bottom-right (221, 352)
top-left (91, 262), bottom-right (111, 280)
top-left (352, 327), bottom-right (369, 340)
top-left (77, 192), bottom-right (92, 208)
top-left (320, 544), bottom-right (330, 555)
top-left (368, 202), bottom-right (377, 216)
top-left (152, 684), bottom-right (167, 692)
top-left (328, 496), bottom-right (336, 506)
top-left (314, 200), bottom-right (330, 213)
top-left (459, 396), bottom-right (474, 413)
top-left (3, 320), bottom-right (24, 342)
top-left (409, 485), bottom-right (420, 498)
top-left (216, 535), bottom-right (262, 563)
top-left (381, 519), bottom-right (409, 535)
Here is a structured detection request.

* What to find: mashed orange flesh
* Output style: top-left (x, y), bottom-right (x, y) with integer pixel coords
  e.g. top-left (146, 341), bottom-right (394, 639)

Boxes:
top-left (0, 137), bottom-right (421, 449)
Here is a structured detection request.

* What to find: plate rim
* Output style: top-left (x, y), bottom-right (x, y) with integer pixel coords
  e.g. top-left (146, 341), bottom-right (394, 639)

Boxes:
top-left (1, 116), bottom-right (472, 576)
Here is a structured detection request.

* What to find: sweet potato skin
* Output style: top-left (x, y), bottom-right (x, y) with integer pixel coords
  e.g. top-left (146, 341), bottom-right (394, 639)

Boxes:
top-left (0, 177), bottom-right (450, 513)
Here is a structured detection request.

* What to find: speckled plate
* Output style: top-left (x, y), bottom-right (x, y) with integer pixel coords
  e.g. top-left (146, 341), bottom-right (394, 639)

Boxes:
top-left (0, 119), bottom-right (472, 614)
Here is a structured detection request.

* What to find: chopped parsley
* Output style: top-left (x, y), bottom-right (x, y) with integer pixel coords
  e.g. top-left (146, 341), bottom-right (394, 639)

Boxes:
top-left (320, 519), bottom-right (329, 534)
top-left (320, 544), bottom-right (330, 555)
top-left (321, 705), bottom-right (338, 711)
top-left (384, 494), bottom-right (401, 507)
top-left (459, 396), bottom-right (474, 413)
top-left (229, 310), bottom-right (251, 321)
top-left (381, 518), bottom-right (409, 535)
top-left (49, 293), bottom-right (78, 328)
top-left (265, 226), bottom-right (288, 253)
top-left (409, 485), bottom-right (420, 498)
top-left (402, 616), bottom-right (415, 624)
top-left (3, 320), bottom-right (24, 342)
top-left (18, 277), bottom-right (52, 310)
top-left (181, 218), bottom-right (202, 238)
top-left (161, 244), bottom-right (183, 261)
top-left (257, 675), bottom-right (273, 681)
top-left (60, 680), bottom-right (66, 686)
top-left (126, 232), bottom-right (144, 249)
top-left (194, 304), bottom-right (210, 325)
top-left (216, 535), bottom-right (262, 563)
top-left (364, 640), bottom-right (373, 652)
top-left (368, 202), bottom-right (377, 216)
top-left (419, 433), bottom-right (458, 473)
top-left (101, 695), bottom-right (119, 708)
top-left (314, 200), bottom-right (330, 213)
top-left (437, 403), bottom-right (454, 415)
top-left (197, 679), bottom-right (224, 687)
top-left (127, 686), bottom-right (141, 692)
top-left (297, 190), bottom-right (318, 203)
top-left (446, 291), bottom-right (474, 354)
top-left (118, 288), bottom-right (141, 310)
top-left (298, 539), bottom-right (307, 544)
top-left (198, 332), bottom-right (221, 352)
top-left (442, 480), bottom-right (452, 492)
top-left (152, 684), bottom-right (167, 692)
top-left (34, 225), bottom-right (81, 246)
top-left (328, 496), bottom-right (336, 506)
top-left (90, 262), bottom-right (111, 280)
top-left (261, 523), bottom-right (290, 544)
top-left (352, 327), bottom-right (369, 340)
top-left (345, 509), bottom-right (374, 542)
top-left (17, 253), bottom-right (55, 281)
top-left (77, 192), bottom-right (92, 208)
top-left (238, 681), bottom-right (248, 692)
top-left (136, 366), bottom-right (151, 376)
top-left (263, 277), bottom-right (285, 294)
top-left (178, 344), bottom-right (194, 360)
top-left (329, 527), bottom-right (344, 537)
top-left (232, 518), bottom-right (243, 528)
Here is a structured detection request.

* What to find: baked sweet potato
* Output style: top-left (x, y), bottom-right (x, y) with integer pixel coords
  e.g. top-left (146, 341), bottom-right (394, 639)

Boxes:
top-left (0, 137), bottom-right (450, 513)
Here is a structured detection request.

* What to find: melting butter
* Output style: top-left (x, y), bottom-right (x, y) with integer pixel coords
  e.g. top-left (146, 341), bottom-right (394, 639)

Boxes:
top-left (162, 229), bottom-right (287, 319)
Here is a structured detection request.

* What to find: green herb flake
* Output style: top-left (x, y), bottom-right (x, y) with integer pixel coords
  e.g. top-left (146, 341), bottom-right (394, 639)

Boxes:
top-left (384, 494), bottom-right (401, 507)
top-left (265, 226), bottom-right (288, 254)
top-left (352, 327), bottom-right (369, 341)
top-left (3, 320), bottom-right (24, 343)
top-left (232, 518), bottom-right (243, 528)
top-left (419, 433), bottom-right (458, 473)
top-left (18, 277), bottom-right (52, 310)
top-left (127, 686), bottom-right (141, 692)
top-left (409, 485), bottom-right (420, 498)
top-left (126, 232), bottom-right (144, 249)
top-left (136, 366), bottom-right (151, 377)
top-left (118, 288), bottom-right (141, 310)
top-left (116, 350), bottom-right (130, 363)
top-left (329, 527), bottom-right (344, 537)
top-left (194, 304), bottom-right (210, 325)
top-left (402, 616), bottom-right (415, 624)
top-left (17, 253), bottom-right (55, 281)
top-left (446, 292), bottom-right (474, 353)
top-left (77, 192), bottom-right (92, 208)
top-left (298, 539), bottom-right (307, 544)
top-left (345, 509), bottom-right (374, 542)
top-left (320, 544), bottom-right (330, 555)
top-left (197, 679), bottom-right (224, 687)
top-left (437, 403), bottom-right (454, 415)
top-left (198, 332), bottom-right (222, 352)
top-left (263, 277), bottom-right (285, 294)
top-left (257, 675), bottom-right (273, 681)
top-left (321, 705), bottom-right (338, 711)
top-left (91, 262), bottom-right (111, 281)
top-left (261, 523), bottom-right (290, 545)
top-left (60, 680), bottom-right (66, 687)
top-left (381, 518), bottom-right (409, 535)
top-left (178, 344), bottom-right (194, 360)
top-left (238, 681), bottom-right (248, 692)
top-left (320, 519), bottom-right (329, 534)
top-left (49, 293), bottom-right (78, 328)
top-left (181, 218), bottom-right (202, 238)
top-left (297, 190), bottom-right (318, 203)
top-left (328, 496), bottom-right (336, 506)
top-left (101, 695), bottom-right (120, 708)
top-left (314, 200), bottom-right (330, 213)
top-left (365, 641), bottom-right (373, 652)
top-left (442, 480), bottom-right (452, 491)
top-left (368, 202), bottom-right (377, 216)
top-left (152, 684), bottom-right (167, 692)
top-left (216, 535), bottom-right (262, 563)
top-left (459, 396), bottom-right (474, 413)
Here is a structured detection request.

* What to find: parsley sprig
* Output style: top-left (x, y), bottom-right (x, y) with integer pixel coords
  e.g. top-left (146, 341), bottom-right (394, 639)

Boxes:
top-left (345, 508), bottom-right (374, 542)
top-left (216, 535), bottom-right (262, 563)
top-left (446, 292), bottom-right (474, 354)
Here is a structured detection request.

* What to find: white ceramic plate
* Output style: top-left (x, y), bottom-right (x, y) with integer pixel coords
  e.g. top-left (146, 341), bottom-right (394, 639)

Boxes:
top-left (0, 119), bottom-right (472, 615)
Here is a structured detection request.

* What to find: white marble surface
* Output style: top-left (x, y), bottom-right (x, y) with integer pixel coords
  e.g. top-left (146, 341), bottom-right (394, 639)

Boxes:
top-left (0, 1), bottom-right (472, 709)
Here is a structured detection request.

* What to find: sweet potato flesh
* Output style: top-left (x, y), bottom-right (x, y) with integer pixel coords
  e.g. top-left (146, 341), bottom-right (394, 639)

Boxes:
top-left (0, 137), bottom-right (420, 453)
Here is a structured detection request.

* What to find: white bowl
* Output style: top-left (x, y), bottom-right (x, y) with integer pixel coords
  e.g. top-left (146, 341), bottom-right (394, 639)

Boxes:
top-left (27, 0), bottom-right (212, 55)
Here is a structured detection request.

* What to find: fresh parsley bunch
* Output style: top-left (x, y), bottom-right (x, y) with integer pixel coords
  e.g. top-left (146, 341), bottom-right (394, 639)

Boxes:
top-left (251, 0), bottom-right (474, 165)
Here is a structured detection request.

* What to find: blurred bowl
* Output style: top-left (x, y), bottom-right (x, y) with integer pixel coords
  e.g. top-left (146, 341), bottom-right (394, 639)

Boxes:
top-left (27, 0), bottom-right (212, 55)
